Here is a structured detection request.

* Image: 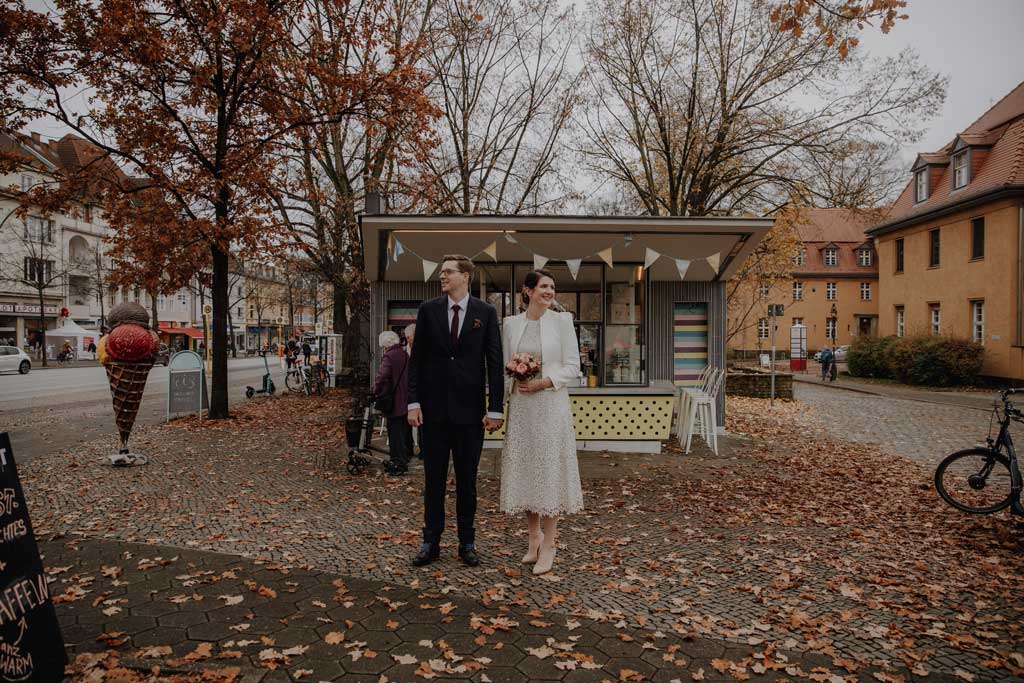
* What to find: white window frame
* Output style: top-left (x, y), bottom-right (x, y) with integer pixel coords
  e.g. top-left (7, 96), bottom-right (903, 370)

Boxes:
top-left (858, 249), bottom-right (872, 267)
top-left (20, 174), bottom-right (32, 192)
top-left (930, 304), bottom-right (941, 336)
top-left (24, 216), bottom-right (53, 243)
top-left (793, 250), bottom-right (805, 267)
top-left (824, 248), bottom-right (838, 267)
top-left (792, 281), bottom-right (803, 301)
top-left (792, 317), bottom-right (803, 326)
top-left (896, 307), bottom-right (905, 338)
top-left (826, 282), bottom-right (837, 301)
top-left (860, 282), bottom-right (871, 301)
top-left (972, 300), bottom-right (984, 345)
top-left (952, 151), bottom-right (969, 189)
top-left (915, 169), bottom-right (928, 203)
top-left (825, 318), bottom-right (837, 341)
top-left (758, 318), bottom-right (769, 340)
top-left (759, 283), bottom-right (770, 298)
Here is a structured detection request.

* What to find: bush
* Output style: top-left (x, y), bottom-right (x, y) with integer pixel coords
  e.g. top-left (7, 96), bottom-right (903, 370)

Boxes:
top-left (846, 334), bottom-right (984, 387)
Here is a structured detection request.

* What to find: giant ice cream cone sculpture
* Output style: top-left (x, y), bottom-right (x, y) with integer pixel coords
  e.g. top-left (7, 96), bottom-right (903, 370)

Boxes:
top-left (100, 303), bottom-right (160, 453)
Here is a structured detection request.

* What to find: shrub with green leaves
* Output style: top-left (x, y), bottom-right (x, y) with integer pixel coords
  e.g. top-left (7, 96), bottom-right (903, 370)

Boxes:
top-left (846, 334), bottom-right (984, 387)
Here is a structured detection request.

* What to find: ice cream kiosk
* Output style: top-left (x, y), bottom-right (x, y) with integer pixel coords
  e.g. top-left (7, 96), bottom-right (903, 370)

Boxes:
top-left (360, 205), bottom-right (773, 453)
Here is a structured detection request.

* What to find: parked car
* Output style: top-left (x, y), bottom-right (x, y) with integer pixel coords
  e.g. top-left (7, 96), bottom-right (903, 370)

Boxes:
top-left (0, 346), bottom-right (32, 374)
top-left (156, 343), bottom-right (170, 366)
top-left (813, 345), bottom-right (849, 363)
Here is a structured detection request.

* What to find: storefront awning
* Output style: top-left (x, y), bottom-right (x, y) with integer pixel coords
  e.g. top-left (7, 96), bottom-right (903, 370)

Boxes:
top-left (359, 214), bottom-right (774, 283)
top-left (160, 327), bottom-right (204, 339)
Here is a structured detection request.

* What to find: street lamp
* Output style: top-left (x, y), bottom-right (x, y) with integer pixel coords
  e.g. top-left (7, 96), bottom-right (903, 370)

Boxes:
top-left (829, 303), bottom-right (838, 343)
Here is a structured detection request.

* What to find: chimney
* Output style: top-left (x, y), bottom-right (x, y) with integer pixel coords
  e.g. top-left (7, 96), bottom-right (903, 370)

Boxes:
top-left (364, 191), bottom-right (381, 215)
top-left (30, 132), bottom-right (41, 143)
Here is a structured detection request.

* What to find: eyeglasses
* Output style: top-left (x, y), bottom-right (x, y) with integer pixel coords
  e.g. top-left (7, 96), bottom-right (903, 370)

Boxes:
top-left (439, 268), bottom-right (465, 276)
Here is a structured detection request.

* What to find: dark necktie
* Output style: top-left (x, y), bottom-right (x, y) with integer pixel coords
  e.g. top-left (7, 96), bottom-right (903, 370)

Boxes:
top-left (450, 304), bottom-right (461, 347)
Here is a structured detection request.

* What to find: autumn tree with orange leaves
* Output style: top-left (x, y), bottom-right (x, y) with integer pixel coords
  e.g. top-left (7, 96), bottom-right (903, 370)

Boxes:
top-left (2, 0), bottom-right (433, 418)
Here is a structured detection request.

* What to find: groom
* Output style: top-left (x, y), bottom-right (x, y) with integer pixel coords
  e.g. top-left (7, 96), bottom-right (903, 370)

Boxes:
top-left (407, 254), bottom-right (504, 567)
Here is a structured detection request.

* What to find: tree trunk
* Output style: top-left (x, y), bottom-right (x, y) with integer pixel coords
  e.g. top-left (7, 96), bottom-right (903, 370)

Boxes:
top-left (38, 286), bottom-right (47, 367)
top-left (149, 290), bottom-right (159, 330)
top-left (209, 243), bottom-right (230, 419)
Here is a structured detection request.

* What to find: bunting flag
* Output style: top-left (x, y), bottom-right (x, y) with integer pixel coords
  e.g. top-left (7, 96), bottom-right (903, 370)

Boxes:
top-left (644, 247), bottom-right (661, 270)
top-left (393, 238), bottom-right (405, 262)
top-left (504, 232), bottom-right (518, 244)
top-left (675, 258), bottom-right (690, 280)
top-left (598, 247), bottom-right (614, 268)
top-left (422, 259), bottom-right (438, 282)
top-left (483, 241), bottom-right (498, 262)
top-left (624, 233), bottom-right (634, 246)
top-left (533, 254), bottom-right (549, 271)
top-left (705, 252), bottom-right (720, 274)
top-left (387, 233), bottom-right (394, 256)
top-left (566, 258), bottom-right (582, 280)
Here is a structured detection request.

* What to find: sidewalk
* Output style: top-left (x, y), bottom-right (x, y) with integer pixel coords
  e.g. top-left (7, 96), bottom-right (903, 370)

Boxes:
top-left (788, 366), bottom-right (998, 411)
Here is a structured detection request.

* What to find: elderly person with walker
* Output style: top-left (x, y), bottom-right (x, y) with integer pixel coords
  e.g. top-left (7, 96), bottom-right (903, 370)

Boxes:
top-left (373, 330), bottom-right (412, 476)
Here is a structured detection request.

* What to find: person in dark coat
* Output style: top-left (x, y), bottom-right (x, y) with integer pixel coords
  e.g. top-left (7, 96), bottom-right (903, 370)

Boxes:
top-left (820, 344), bottom-right (834, 382)
top-left (373, 331), bottom-right (412, 475)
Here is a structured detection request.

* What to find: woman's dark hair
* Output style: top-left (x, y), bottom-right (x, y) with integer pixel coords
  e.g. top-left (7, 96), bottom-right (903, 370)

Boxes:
top-left (521, 269), bottom-right (555, 306)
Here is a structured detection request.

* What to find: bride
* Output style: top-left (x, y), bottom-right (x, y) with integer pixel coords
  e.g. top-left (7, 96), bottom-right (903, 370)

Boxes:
top-left (500, 269), bottom-right (584, 575)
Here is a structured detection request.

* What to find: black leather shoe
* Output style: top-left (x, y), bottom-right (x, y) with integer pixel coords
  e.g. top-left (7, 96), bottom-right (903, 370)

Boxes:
top-left (412, 543), bottom-right (440, 567)
top-left (458, 544), bottom-right (481, 567)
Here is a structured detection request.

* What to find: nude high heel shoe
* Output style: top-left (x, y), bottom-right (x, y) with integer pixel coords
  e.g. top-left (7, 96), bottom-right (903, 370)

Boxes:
top-left (533, 544), bottom-right (556, 575)
top-left (522, 532), bottom-right (544, 564)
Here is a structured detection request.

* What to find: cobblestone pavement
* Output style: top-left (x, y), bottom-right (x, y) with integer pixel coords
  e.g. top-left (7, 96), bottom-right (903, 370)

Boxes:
top-left (18, 392), bottom-right (1024, 682)
top-left (792, 382), bottom-right (993, 467)
top-left (49, 534), bottom-right (901, 683)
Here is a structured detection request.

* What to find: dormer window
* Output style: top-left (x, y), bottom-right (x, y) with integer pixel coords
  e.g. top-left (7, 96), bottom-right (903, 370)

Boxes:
top-left (914, 169), bottom-right (928, 202)
top-left (952, 150), bottom-right (969, 189)
top-left (857, 248), bottom-right (872, 267)
top-left (824, 247), bottom-right (838, 267)
top-left (793, 249), bottom-right (805, 267)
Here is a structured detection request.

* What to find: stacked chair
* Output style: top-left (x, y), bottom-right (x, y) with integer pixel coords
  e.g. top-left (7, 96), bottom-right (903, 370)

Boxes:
top-left (674, 366), bottom-right (725, 455)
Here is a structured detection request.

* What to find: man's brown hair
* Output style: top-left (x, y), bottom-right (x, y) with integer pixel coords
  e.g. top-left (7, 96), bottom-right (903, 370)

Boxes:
top-left (442, 254), bottom-right (475, 280)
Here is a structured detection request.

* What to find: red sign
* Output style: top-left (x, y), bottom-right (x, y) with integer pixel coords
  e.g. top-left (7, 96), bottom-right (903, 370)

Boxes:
top-left (59, 307), bottom-right (69, 318)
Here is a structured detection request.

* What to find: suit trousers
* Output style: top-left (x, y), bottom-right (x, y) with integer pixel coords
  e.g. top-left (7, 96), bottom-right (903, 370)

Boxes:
top-left (421, 420), bottom-right (484, 547)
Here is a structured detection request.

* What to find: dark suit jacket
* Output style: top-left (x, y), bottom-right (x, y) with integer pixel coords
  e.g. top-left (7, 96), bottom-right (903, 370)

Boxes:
top-left (372, 345), bottom-right (409, 418)
top-left (408, 295), bottom-right (503, 425)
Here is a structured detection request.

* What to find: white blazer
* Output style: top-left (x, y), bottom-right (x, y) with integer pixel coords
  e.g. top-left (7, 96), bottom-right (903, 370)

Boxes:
top-left (502, 310), bottom-right (582, 398)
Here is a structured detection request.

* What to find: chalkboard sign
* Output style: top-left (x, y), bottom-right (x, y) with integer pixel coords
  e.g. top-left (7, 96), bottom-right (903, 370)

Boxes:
top-left (167, 351), bottom-right (209, 419)
top-left (0, 432), bottom-right (67, 682)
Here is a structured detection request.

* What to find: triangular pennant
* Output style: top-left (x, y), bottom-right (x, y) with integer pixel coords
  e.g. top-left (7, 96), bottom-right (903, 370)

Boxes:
top-left (387, 233), bottom-right (394, 255)
top-left (533, 254), bottom-right (549, 271)
top-left (598, 247), bottom-right (614, 268)
top-left (705, 252), bottom-right (720, 274)
top-left (504, 232), bottom-right (518, 244)
top-left (566, 259), bottom-right (582, 280)
top-left (393, 238), bottom-right (405, 262)
top-left (675, 258), bottom-right (690, 280)
top-left (483, 241), bottom-right (497, 262)
top-left (644, 247), bottom-right (661, 270)
top-left (422, 259), bottom-right (439, 282)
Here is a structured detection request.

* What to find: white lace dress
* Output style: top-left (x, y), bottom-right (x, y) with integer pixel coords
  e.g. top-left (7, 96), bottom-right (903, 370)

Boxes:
top-left (500, 320), bottom-right (584, 516)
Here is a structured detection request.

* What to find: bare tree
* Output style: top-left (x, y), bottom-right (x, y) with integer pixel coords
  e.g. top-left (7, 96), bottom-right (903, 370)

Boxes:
top-left (419, 0), bottom-right (579, 214)
top-left (578, 0), bottom-right (945, 218)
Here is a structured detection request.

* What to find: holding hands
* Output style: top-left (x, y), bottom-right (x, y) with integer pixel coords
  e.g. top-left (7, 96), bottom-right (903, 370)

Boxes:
top-left (517, 377), bottom-right (552, 394)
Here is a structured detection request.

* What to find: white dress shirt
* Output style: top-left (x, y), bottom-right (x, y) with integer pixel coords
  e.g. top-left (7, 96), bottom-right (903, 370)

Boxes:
top-left (408, 293), bottom-right (504, 421)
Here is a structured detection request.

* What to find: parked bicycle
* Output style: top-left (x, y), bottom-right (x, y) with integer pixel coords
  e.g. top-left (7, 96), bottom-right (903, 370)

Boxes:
top-left (285, 357), bottom-right (308, 394)
top-left (305, 359), bottom-right (327, 396)
top-left (934, 388), bottom-right (1024, 515)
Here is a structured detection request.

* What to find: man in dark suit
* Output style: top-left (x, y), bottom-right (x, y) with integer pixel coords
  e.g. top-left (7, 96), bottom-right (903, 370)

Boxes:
top-left (407, 254), bottom-right (504, 567)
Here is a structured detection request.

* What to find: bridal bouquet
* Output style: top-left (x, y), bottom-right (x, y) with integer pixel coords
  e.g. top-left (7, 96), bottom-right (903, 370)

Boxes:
top-left (505, 352), bottom-right (541, 382)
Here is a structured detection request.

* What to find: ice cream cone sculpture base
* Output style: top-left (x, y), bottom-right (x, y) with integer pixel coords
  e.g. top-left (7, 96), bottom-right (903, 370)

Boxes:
top-left (105, 361), bottom-right (154, 455)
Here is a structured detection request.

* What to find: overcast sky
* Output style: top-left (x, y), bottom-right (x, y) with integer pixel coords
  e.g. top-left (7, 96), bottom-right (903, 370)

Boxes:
top-left (858, 0), bottom-right (1024, 165)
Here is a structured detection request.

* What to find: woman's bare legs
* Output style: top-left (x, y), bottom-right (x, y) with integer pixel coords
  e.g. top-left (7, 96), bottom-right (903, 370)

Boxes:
top-left (533, 516), bottom-right (559, 575)
top-left (522, 512), bottom-right (543, 563)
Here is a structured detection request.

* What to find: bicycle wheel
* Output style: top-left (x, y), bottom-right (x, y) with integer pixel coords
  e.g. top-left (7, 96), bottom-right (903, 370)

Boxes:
top-left (934, 448), bottom-right (1015, 514)
top-left (285, 369), bottom-right (304, 393)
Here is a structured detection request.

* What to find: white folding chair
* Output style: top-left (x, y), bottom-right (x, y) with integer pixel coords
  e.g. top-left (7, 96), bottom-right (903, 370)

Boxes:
top-left (680, 367), bottom-right (724, 454)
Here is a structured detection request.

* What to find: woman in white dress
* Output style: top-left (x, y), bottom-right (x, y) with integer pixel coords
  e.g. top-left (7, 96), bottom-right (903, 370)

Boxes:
top-left (500, 270), bottom-right (584, 575)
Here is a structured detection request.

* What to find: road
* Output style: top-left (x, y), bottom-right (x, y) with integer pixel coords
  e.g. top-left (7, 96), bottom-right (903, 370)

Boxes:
top-left (0, 356), bottom-right (289, 463)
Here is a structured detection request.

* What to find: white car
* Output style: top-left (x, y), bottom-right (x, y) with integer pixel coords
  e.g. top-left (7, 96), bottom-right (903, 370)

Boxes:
top-left (0, 346), bottom-right (32, 374)
top-left (813, 345), bottom-right (849, 362)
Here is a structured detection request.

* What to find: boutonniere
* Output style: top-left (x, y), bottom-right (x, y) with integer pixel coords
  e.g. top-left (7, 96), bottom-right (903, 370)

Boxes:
top-left (472, 318), bottom-right (482, 330)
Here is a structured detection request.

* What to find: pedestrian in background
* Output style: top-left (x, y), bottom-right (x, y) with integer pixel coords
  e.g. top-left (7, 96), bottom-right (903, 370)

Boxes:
top-left (301, 339), bottom-right (312, 365)
top-left (373, 330), bottom-right (411, 476)
top-left (820, 345), bottom-right (834, 382)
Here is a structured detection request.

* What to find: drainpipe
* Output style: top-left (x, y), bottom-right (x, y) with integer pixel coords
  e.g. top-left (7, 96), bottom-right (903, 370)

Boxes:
top-left (1019, 203), bottom-right (1023, 346)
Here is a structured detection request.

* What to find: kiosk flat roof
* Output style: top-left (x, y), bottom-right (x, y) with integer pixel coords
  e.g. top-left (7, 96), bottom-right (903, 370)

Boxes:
top-left (360, 214), bottom-right (774, 282)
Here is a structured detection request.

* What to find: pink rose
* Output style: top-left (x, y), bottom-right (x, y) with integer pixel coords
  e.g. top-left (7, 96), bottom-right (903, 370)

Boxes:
top-left (516, 363), bottom-right (528, 373)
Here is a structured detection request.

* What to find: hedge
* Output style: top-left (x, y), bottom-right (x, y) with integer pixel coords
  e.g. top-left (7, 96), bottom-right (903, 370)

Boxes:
top-left (845, 334), bottom-right (984, 387)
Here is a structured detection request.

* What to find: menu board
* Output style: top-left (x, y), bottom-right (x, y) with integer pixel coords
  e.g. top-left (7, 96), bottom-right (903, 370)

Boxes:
top-left (0, 433), bottom-right (66, 682)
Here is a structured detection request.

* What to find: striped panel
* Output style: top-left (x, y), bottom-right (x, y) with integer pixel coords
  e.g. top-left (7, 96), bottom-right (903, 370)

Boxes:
top-left (387, 303), bottom-right (419, 326)
top-left (673, 303), bottom-right (708, 387)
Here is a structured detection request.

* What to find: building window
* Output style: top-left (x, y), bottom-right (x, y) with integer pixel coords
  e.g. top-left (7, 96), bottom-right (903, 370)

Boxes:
top-left (895, 238), bottom-right (905, 273)
top-left (20, 174), bottom-right (32, 192)
top-left (915, 169), bottom-right (928, 202)
top-left (952, 151), bottom-right (969, 189)
top-left (237, 306), bottom-right (244, 318)
top-left (860, 282), bottom-right (871, 300)
top-left (178, 292), bottom-right (188, 309)
top-left (758, 318), bottom-right (769, 339)
top-left (825, 318), bottom-right (837, 341)
top-left (24, 216), bottom-right (53, 243)
top-left (929, 229), bottom-right (940, 267)
top-left (759, 283), bottom-right (770, 298)
top-left (930, 304), bottom-right (941, 336)
top-left (792, 281), bottom-right (803, 301)
top-left (972, 300), bottom-right (984, 345)
top-left (23, 257), bottom-right (53, 283)
top-left (792, 317), bottom-right (803, 326)
top-left (133, 287), bottom-right (141, 304)
top-left (824, 247), bottom-right (838, 267)
top-left (826, 282), bottom-right (836, 300)
top-left (157, 294), bottom-right (167, 309)
top-left (858, 248), bottom-right (872, 267)
top-left (895, 306), bottom-right (905, 337)
top-left (793, 249), bottom-right (805, 267)
top-left (971, 217), bottom-right (985, 260)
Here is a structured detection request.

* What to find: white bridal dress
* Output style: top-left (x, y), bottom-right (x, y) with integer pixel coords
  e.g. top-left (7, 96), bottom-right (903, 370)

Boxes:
top-left (500, 319), bottom-right (584, 516)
